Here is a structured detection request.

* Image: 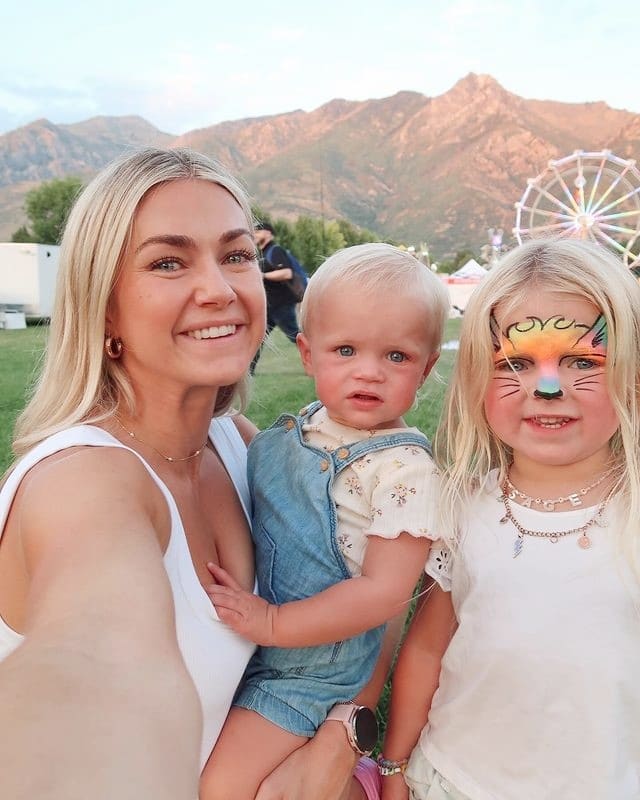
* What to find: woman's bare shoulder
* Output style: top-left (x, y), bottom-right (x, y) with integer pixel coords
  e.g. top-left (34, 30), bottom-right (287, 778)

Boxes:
top-left (16, 444), bottom-right (168, 556)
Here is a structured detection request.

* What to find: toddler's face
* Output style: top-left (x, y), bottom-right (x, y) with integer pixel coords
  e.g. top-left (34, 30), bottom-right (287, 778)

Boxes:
top-left (484, 290), bottom-right (618, 471)
top-left (297, 283), bottom-right (438, 430)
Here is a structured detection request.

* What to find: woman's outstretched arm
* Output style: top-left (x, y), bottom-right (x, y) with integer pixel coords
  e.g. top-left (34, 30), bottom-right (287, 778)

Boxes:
top-left (0, 447), bottom-right (202, 800)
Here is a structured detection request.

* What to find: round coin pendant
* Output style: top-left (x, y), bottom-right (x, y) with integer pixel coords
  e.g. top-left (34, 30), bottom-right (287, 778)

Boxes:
top-left (578, 533), bottom-right (592, 549)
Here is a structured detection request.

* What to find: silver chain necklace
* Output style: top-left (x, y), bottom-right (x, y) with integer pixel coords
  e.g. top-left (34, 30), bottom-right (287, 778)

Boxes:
top-left (499, 483), bottom-right (613, 558)
top-left (504, 466), bottom-right (615, 511)
top-left (115, 417), bottom-right (208, 463)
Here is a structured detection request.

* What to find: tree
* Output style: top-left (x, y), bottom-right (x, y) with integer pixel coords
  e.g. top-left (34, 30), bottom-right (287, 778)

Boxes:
top-left (250, 205), bottom-right (388, 274)
top-left (12, 177), bottom-right (84, 245)
top-left (10, 225), bottom-right (33, 243)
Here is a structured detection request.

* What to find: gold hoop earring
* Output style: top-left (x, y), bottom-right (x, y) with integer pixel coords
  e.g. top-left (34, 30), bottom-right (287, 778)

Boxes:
top-left (105, 336), bottom-right (123, 360)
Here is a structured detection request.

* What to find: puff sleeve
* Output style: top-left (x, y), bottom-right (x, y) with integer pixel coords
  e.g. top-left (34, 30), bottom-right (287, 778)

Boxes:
top-left (361, 448), bottom-right (441, 541)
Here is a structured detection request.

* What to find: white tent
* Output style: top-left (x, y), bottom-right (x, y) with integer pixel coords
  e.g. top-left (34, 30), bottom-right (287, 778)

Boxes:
top-left (450, 258), bottom-right (487, 279)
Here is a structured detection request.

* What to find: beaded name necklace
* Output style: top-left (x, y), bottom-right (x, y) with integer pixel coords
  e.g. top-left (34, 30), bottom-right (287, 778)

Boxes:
top-left (499, 484), bottom-right (613, 558)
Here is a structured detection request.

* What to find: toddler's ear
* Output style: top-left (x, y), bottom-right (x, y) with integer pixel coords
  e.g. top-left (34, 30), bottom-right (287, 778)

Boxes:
top-left (296, 333), bottom-right (315, 377)
top-left (421, 350), bottom-right (440, 383)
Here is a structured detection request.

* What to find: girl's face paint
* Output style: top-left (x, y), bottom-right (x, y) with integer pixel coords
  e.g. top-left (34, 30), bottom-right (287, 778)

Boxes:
top-left (484, 291), bottom-right (618, 471)
top-left (492, 313), bottom-right (608, 399)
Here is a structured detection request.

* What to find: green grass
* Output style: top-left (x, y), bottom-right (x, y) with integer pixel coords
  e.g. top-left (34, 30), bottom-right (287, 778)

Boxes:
top-left (0, 325), bottom-right (48, 472)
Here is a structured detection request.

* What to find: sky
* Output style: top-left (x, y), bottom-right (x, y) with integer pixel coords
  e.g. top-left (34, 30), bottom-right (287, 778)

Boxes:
top-left (2, 0), bottom-right (639, 136)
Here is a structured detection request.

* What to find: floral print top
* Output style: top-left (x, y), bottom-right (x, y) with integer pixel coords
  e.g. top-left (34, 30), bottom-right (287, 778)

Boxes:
top-left (302, 406), bottom-right (439, 576)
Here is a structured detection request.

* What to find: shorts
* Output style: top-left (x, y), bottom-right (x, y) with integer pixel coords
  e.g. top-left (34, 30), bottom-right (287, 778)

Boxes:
top-left (404, 748), bottom-right (471, 800)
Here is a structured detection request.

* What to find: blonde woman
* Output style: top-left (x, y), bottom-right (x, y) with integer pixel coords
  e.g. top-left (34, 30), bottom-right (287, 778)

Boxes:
top-left (0, 148), bottom-right (394, 800)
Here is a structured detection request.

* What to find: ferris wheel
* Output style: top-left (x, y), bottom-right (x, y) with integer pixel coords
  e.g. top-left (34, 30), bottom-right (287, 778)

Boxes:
top-left (513, 150), bottom-right (640, 268)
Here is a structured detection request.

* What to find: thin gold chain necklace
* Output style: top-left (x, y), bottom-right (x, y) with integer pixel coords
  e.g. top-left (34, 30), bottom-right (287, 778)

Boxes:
top-left (504, 466), bottom-right (616, 511)
top-left (115, 417), bottom-right (208, 463)
top-left (499, 483), bottom-right (613, 558)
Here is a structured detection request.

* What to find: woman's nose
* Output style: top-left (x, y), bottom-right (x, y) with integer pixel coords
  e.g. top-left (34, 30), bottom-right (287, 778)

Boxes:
top-left (194, 263), bottom-right (236, 306)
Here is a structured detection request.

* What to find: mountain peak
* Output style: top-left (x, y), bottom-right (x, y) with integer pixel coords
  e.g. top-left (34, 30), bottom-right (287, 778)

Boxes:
top-left (452, 72), bottom-right (504, 92)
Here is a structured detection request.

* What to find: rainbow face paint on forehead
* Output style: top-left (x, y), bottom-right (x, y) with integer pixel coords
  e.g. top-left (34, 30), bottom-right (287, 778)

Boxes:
top-left (490, 313), bottom-right (608, 398)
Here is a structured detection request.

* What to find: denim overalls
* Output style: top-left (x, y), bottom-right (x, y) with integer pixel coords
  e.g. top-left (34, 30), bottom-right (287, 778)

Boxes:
top-left (234, 401), bottom-right (432, 736)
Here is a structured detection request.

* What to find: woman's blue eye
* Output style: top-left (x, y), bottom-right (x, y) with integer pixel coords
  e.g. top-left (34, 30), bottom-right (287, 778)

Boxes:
top-left (226, 249), bottom-right (258, 265)
top-left (338, 346), bottom-right (354, 357)
top-left (151, 258), bottom-right (181, 272)
top-left (388, 351), bottom-right (406, 363)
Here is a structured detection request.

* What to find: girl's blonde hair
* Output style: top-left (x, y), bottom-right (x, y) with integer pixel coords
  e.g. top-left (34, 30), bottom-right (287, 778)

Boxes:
top-left (299, 242), bottom-right (450, 351)
top-left (11, 147), bottom-right (254, 462)
top-left (435, 238), bottom-right (640, 577)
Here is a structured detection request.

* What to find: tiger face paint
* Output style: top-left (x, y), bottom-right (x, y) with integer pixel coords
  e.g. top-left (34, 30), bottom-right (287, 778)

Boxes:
top-left (483, 291), bottom-right (619, 470)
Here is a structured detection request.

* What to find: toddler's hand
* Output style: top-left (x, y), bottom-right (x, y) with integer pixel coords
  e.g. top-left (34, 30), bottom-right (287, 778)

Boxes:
top-left (206, 562), bottom-right (277, 646)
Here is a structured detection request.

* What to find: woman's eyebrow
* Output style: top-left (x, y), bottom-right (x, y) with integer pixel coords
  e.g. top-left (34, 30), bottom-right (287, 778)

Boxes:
top-left (134, 228), bottom-right (251, 255)
top-left (220, 227), bottom-right (252, 244)
top-left (135, 234), bottom-right (195, 254)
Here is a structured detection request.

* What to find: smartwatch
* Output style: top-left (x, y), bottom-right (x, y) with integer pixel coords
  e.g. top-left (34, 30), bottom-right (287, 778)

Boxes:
top-left (325, 701), bottom-right (378, 756)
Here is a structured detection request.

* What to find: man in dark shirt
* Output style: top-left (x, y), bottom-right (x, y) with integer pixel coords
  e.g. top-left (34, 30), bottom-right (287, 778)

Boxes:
top-left (251, 222), bottom-right (300, 374)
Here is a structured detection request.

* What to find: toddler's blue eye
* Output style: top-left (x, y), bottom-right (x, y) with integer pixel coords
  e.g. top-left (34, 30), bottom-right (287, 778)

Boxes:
top-left (388, 351), bottom-right (406, 363)
top-left (338, 346), bottom-right (354, 357)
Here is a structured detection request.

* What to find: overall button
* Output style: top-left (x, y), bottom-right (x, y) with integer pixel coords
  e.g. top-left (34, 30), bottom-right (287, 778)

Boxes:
top-left (320, 459), bottom-right (329, 472)
top-left (285, 419), bottom-right (295, 430)
top-left (336, 447), bottom-right (349, 459)
top-left (299, 406), bottom-right (308, 415)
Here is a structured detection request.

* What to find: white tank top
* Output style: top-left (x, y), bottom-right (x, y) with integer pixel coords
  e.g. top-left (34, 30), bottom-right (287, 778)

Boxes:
top-left (0, 419), bottom-right (256, 770)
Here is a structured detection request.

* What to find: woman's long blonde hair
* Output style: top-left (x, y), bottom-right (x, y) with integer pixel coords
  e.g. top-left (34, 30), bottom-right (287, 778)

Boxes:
top-left (434, 238), bottom-right (640, 578)
top-left (11, 147), bottom-right (254, 464)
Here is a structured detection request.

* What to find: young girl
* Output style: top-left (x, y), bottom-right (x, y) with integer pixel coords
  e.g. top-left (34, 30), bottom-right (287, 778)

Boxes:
top-left (380, 238), bottom-right (640, 800)
top-left (201, 243), bottom-right (450, 799)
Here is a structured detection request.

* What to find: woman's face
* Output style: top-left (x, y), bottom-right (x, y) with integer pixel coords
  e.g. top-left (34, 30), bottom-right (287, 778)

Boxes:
top-left (108, 179), bottom-right (266, 399)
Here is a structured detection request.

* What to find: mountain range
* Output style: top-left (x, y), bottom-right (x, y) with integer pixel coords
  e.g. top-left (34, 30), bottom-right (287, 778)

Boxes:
top-left (1, 73), bottom-right (639, 257)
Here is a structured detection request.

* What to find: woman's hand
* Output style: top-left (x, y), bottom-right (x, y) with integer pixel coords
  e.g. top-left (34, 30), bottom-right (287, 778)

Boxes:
top-left (254, 721), bottom-right (357, 800)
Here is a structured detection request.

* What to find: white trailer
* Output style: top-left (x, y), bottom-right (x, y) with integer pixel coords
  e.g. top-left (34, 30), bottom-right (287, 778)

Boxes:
top-left (0, 243), bottom-right (60, 318)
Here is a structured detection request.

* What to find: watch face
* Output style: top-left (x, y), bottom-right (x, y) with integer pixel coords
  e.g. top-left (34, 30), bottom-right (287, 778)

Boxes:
top-left (353, 707), bottom-right (378, 753)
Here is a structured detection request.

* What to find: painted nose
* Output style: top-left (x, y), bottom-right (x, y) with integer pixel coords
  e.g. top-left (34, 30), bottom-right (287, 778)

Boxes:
top-left (534, 373), bottom-right (563, 400)
top-left (534, 387), bottom-right (564, 399)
